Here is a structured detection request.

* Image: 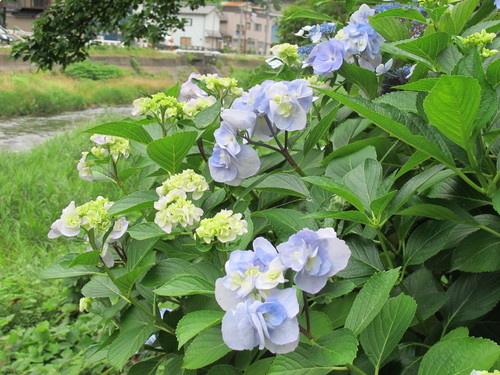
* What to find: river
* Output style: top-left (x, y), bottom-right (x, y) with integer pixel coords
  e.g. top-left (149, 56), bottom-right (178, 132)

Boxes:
top-left (0, 106), bottom-right (133, 152)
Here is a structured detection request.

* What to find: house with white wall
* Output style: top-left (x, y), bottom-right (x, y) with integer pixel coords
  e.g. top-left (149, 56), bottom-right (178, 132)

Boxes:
top-left (172, 4), bottom-right (223, 50)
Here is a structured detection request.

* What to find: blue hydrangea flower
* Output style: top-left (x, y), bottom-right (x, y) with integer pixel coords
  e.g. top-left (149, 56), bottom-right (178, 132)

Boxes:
top-left (305, 39), bottom-right (346, 76)
top-left (178, 73), bottom-right (208, 102)
top-left (265, 81), bottom-right (308, 131)
top-left (214, 123), bottom-right (240, 156)
top-left (349, 3), bottom-right (375, 24)
top-left (208, 143), bottom-right (260, 186)
top-left (221, 109), bottom-right (256, 132)
top-left (495, 0), bottom-right (500, 8)
top-left (298, 44), bottom-right (315, 60)
top-left (277, 228), bottom-right (351, 294)
top-left (221, 288), bottom-right (300, 354)
top-left (215, 237), bottom-right (286, 310)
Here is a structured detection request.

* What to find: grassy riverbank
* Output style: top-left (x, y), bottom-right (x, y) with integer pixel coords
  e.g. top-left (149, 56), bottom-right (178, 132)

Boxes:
top-left (0, 70), bottom-right (174, 117)
top-left (0, 119), bottom-right (123, 373)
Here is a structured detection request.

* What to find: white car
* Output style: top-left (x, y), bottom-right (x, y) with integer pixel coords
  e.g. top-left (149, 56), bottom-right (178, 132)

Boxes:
top-left (0, 27), bottom-right (14, 44)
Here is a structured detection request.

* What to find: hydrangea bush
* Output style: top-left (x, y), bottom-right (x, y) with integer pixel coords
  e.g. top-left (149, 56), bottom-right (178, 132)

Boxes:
top-left (44, 1), bottom-right (500, 374)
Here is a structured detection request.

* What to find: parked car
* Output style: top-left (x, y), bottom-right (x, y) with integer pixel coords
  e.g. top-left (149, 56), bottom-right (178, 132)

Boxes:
top-left (0, 27), bottom-right (14, 44)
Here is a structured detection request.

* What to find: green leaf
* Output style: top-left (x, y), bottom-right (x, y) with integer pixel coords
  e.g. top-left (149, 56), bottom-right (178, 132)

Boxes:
top-left (319, 90), bottom-right (455, 168)
top-left (393, 78), bottom-right (439, 92)
top-left (114, 266), bottom-right (152, 296)
top-left (423, 75), bottom-right (481, 149)
top-left (176, 310), bottom-right (225, 349)
top-left (206, 365), bottom-right (241, 375)
top-left (338, 63), bottom-right (379, 99)
top-left (493, 189), bottom-right (500, 215)
top-left (451, 231), bottom-right (500, 272)
top-left (84, 121), bottom-right (153, 144)
top-left (395, 151), bottom-right (430, 180)
top-left (163, 355), bottom-right (195, 375)
top-left (155, 275), bottom-right (214, 297)
top-left (360, 294), bottom-right (417, 369)
top-left (438, 0), bottom-right (480, 34)
top-left (82, 276), bottom-right (122, 299)
top-left (442, 327), bottom-right (470, 342)
top-left (444, 273), bottom-right (500, 329)
top-left (40, 254), bottom-right (100, 279)
top-left (128, 356), bottom-right (164, 375)
top-left (343, 158), bottom-right (383, 211)
top-left (126, 237), bottom-right (158, 271)
top-left (325, 146), bottom-right (377, 181)
top-left (269, 345), bottom-right (332, 375)
top-left (128, 222), bottom-right (166, 240)
top-left (192, 102), bottom-right (221, 129)
top-left (404, 220), bottom-right (456, 266)
top-left (285, 8), bottom-right (334, 22)
top-left (397, 203), bottom-right (466, 223)
top-left (304, 105), bottom-right (338, 155)
top-left (147, 131), bottom-right (198, 173)
top-left (67, 250), bottom-right (101, 267)
top-left (255, 208), bottom-right (318, 242)
top-left (245, 358), bottom-right (274, 375)
top-left (183, 326), bottom-right (231, 369)
top-left (324, 137), bottom-right (394, 166)
top-left (305, 211), bottom-right (373, 226)
top-left (338, 236), bottom-right (384, 278)
top-left (372, 8), bottom-right (428, 23)
top-left (418, 337), bottom-right (500, 375)
top-left (253, 173), bottom-right (310, 198)
top-left (107, 306), bottom-right (156, 369)
top-left (108, 190), bottom-right (158, 215)
top-left (345, 268), bottom-right (400, 335)
top-left (310, 329), bottom-right (358, 366)
top-left (487, 59), bottom-right (500, 88)
top-left (375, 91), bottom-right (419, 113)
top-left (369, 16), bottom-right (410, 42)
top-left (303, 176), bottom-right (365, 213)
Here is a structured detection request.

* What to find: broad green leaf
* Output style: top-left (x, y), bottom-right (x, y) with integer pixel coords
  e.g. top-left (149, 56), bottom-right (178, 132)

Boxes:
top-left (325, 146), bottom-right (377, 181)
top-left (285, 8), bottom-right (334, 22)
top-left (393, 78), bottom-right (439, 92)
top-left (84, 121), bottom-right (153, 144)
top-left (338, 63), bottom-right (378, 99)
top-left (444, 273), bottom-right (500, 328)
top-left (255, 208), bottom-right (318, 242)
top-left (114, 266), bottom-right (152, 296)
top-left (451, 231), bottom-right (500, 272)
top-left (299, 311), bottom-right (332, 340)
top-left (345, 268), bottom-right (400, 335)
top-left (82, 276), bottom-right (122, 299)
top-left (128, 222), bottom-right (166, 240)
top-left (245, 358), bottom-right (274, 375)
top-left (438, 0), bottom-right (480, 34)
top-left (253, 173), bottom-right (309, 198)
top-left (304, 105), bottom-right (338, 155)
top-left (370, 16), bottom-right (410, 42)
top-left (128, 356), bottom-right (164, 375)
top-left (269, 345), bottom-right (332, 375)
top-left (39, 254), bottom-right (100, 279)
top-left (176, 310), bottom-right (225, 348)
top-left (442, 327), bottom-right (469, 342)
top-left (343, 159), bottom-right (383, 210)
top-left (310, 329), bottom-right (358, 366)
top-left (338, 236), bottom-right (384, 278)
top-left (108, 190), bottom-right (158, 215)
top-left (155, 275), bottom-right (214, 296)
top-left (423, 75), bottom-right (481, 149)
top-left (397, 203), bottom-right (466, 223)
top-left (303, 176), bottom-right (365, 213)
top-left (107, 306), bottom-right (156, 369)
top-left (493, 189), bottom-right (500, 215)
top-left (418, 337), bottom-right (500, 375)
top-left (324, 137), bottom-right (394, 166)
top-left (314, 280), bottom-right (356, 304)
top-left (360, 294), bottom-right (417, 369)
top-left (202, 188), bottom-right (226, 212)
top-left (395, 151), bottom-right (430, 180)
top-left (331, 118), bottom-right (371, 149)
top-left (487, 59), bottom-right (500, 88)
top-left (370, 191), bottom-right (397, 219)
top-left (305, 211), bottom-right (373, 226)
top-left (163, 355), bottom-right (195, 375)
top-left (192, 102), bottom-right (221, 129)
top-left (206, 365), bottom-right (241, 375)
top-left (320, 90), bottom-right (455, 168)
top-left (142, 258), bottom-right (191, 287)
top-left (147, 131), bottom-right (198, 173)
top-left (372, 8), bottom-right (428, 23)
top-left (452, 47), bottom-right (487, 86)
top-left (126, 237), bottom-right (158, 271)
top-left (404, 220), bottom-right (456, 266)
top-left (436, 45), bottom-right (464, 75)
top-left (183, 326), bottom-right (231, 369)
top-left (375, 91), bottom-right (418, 113)
top-left (67, 250), bottom-right (101, 267)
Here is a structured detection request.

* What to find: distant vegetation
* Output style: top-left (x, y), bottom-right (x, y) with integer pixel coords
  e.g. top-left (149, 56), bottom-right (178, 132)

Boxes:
top-left (64, 60), bottom-right (127, 80)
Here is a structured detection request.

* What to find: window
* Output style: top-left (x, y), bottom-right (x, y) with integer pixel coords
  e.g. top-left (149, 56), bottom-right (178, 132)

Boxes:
top-left (255, 23), bottom-right (262, 32)
top-left (183, 18), bottom-right (193, 26)
top-left (246, 22), bottom-right (251, 30)
top-left (236, 24), bottom-right (241, 33)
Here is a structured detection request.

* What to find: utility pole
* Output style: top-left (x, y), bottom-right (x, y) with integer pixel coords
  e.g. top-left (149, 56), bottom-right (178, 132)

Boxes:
top-left (264, 0), bottom-right (270, 54)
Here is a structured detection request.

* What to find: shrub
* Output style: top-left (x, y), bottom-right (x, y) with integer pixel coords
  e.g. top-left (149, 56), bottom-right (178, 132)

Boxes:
top-left (65, 60), bottom-right (127, 80)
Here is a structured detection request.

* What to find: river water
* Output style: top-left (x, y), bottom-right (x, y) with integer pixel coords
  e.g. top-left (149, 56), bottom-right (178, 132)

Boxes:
top-left (0, 106), bottom-right (133, 152)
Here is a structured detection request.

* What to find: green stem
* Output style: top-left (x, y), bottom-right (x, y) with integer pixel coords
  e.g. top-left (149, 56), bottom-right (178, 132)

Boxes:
top-left (303, 292), bottom-right (311, 333)
top-left (466, 143), bottom-right (489, 192)
top-left (377, 230), bottom-right (394, 269)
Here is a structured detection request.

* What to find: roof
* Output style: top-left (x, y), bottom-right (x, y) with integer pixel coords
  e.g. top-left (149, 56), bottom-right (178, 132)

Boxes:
top-left (205, 30), bottom-right (223, 38)
top-left (221, 2), bottom-right (249, 6)
top-left (179, 5), bottom-right (219, 15)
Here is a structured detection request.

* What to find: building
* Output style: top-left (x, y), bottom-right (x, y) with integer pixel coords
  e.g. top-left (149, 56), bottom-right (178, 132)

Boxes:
top-left (220, 1), bottom-right (279, 54)
top-left (172, 4), bottom-right (223, 50)
top-left (0, 0), bottom-right (52, 30)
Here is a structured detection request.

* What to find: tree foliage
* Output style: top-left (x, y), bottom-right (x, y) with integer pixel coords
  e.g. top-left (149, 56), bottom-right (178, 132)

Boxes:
top-left (11, 0), bottom-right (206, 70)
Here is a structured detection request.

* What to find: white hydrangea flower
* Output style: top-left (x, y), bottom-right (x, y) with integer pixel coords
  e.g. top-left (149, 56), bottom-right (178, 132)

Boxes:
top-left (107, 216), bottom-right (129, 242)
top-left (196, 209), bottom-right (248, 243)
top-left (90, 134), bottom-right (130, 161)
top-left (48, 201), bottom-right (82, 238)
top-left (77, 151), bottom-right (94, 181)
top-left (156, 169), bottom-right (209, 200)
top-left (154, 197), bottom-right (204, 234)
top-left (132, 97), bottom-right (148, 116)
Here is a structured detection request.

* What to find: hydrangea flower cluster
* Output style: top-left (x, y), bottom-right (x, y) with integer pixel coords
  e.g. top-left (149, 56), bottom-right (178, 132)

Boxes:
top-left (208, 79), bottom-right (314, 185)
top-left (132, 93), bottom-right (184, 121)
top-left (215, 228), bottom-right (351, 353)
top-left (180, 72), bottom-right (243, 101)
top-left (181, 95), bottom-right (217, 118)
top-left (90, 134), bottom-right (130, 161)
top-left (196, 209), bottom-right (248, 243)
top-left (301, 4), bottom-right (389, 76)
top-left (266, 43), bottom-right (299, 69)
top-left (458, 29), bottom-right (498, 57)
top-left (295, 22), bottom-right (337, 43)
top-left (153, 171), bottom-right (207, 234)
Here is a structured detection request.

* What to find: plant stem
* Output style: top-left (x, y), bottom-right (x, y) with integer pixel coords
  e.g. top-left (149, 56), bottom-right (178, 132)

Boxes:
top-left (346, 364), bottom-right (369, 375)
top-left (197, 137), bottom-right (208, 162)
top-left (299, 325), bottom-right (315, 341)
top-left (303, 291), bottom-right (311, 333)
top-left (377, 229), bottom-right (395, 269)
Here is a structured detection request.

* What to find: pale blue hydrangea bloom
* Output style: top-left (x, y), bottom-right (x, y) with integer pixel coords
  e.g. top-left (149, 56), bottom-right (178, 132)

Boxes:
top-left (221, 288), bottom-right (300, 354)
top-left (305, 39), bottom-right (347, 76)
top-left (296, 22), bottom-right (337, 43)
top-left (178, 73), bottom-right (208, 102)
top-left (214, 123), bottom-right (241, 156)
top-left (220, 109), bottom-right (257, 132)
top-left (376, 58), bottom-right (393, 75)
top-left (349, 3), bottom-right (375, 24)
top-left (277, 228), bottom-right (351, 294)
top-left (496, 0), bottom-right (500, 8)
top-left (215, 237), bottom-right (286, 311)
top-left (208, 143), bottom-right (260, 186)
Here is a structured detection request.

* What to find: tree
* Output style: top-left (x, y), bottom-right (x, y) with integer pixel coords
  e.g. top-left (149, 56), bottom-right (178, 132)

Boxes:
top-left (11, 0), bottom-right (206, 70)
